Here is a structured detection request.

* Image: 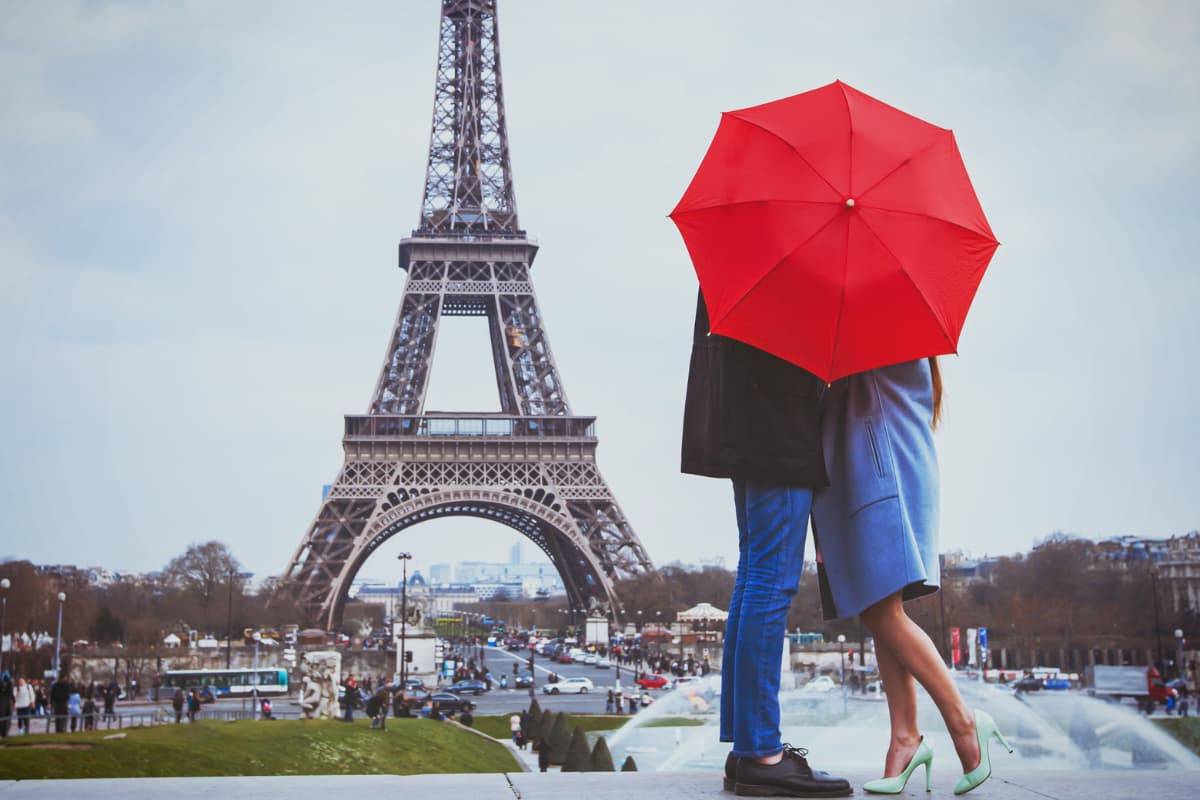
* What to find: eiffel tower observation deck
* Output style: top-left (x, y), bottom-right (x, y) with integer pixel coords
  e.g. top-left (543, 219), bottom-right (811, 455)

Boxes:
top-left (278, 0), bottom-right (654, 630)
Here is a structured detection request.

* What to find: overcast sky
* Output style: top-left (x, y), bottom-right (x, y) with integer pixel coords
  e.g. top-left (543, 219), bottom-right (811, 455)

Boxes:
top-left (2, 1), bottom-right (1197, 585)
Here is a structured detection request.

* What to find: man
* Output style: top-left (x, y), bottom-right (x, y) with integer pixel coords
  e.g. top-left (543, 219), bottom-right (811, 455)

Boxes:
top-left (49, 673), bottom-right (71, 734)
top-left (681, 292), bottom-right (850, 797)
top-left (171, 687), bottom-right (184, 724)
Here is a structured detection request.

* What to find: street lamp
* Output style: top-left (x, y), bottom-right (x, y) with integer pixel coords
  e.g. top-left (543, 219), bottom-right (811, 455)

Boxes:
top-left (397, 552), bottom-right (412, 690)
top-left (225, 568), bottom-right (235, 670)
top-left (836, 634), bottom-right (847, 684)
top-left (251, 631), bottom-right (261, 720)
top-left (1175, 628), bottom-right (1186, 681)
top-left (0, 578), bottom-right (10, 674)
top-left (53, 592), bottom-right (66, 676)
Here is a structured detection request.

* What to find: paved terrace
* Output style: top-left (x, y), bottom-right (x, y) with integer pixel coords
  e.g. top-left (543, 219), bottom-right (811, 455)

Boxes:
top-left (0, 771), bottom-right (1193, 799)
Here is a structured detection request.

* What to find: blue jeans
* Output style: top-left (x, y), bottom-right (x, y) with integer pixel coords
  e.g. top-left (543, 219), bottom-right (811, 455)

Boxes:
top-left (720, 480), bottom-right (811, 757)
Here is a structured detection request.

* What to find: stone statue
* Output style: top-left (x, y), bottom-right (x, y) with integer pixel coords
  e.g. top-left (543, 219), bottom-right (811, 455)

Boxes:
top-left (298, 650), bottom-right (341, 720)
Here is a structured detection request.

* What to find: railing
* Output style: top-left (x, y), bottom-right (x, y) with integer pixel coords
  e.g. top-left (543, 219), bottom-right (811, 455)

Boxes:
top-left (0, 707), bottom-right (304, 736)
top-left (344, 415), bottom-right (596, 440)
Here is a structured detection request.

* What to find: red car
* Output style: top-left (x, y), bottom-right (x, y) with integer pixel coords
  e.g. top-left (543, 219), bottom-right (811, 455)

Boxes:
top-left (636, 674), bottom-right (669, 690)
top-left (556, 652), bottom-right (574, 664)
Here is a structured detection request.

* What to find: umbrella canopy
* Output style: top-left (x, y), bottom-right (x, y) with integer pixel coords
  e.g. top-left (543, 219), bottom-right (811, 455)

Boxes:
top-left (676, 602), bottom-right (729, 623)
top-left (671, 80), bottom-right (998, 381)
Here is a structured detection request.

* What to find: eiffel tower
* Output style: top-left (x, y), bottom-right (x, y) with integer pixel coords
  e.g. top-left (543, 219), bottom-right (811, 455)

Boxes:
top-left (278, 0), bottom-right (654, 630)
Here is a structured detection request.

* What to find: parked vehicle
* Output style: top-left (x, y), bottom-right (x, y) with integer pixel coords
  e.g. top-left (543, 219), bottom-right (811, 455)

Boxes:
top-left (1087, 665), bottom-right (1176, 712)
top-left (595, 658), bottom-right (611, 669)
top-left (635, 674), bottom-right (669, 690)
top-left (543, 677), bottom-right (593, 695)
top-left (428, 692), bottom-right (473, 714)
top-left (800, 676), bottom-right (837, 693)
top-left (1012, 675), bottom-right (1043, 692)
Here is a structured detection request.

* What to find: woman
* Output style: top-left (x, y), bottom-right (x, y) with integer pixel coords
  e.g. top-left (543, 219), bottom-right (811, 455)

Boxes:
top-left (15, 677), bottom-right (35, 735)
top-left (813, 358), bottom-right (1011, 796)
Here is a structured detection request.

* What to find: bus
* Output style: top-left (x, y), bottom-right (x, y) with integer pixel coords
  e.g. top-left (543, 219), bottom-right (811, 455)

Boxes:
top-left (162, 668), bottom-right (289, 698)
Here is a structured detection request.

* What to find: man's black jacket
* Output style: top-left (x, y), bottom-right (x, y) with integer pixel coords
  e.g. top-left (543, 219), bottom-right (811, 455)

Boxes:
top-left (680, 292), bottom-right (828, 487)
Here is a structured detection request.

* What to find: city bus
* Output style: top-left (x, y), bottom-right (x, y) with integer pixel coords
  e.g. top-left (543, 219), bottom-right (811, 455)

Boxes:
top-left (162, 668), bottom-right (289, 698)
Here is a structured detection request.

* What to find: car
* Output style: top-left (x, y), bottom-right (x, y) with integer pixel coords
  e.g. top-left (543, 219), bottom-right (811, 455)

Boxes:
top-left (595, 658), bottom-right (611, 669)
top-left (543, 677), bottom-right (593, 695)
top-left (514, 673), bottom-right (534, 689)
top-left (1012, 676), bottom-right (1043, 693)
top-left (635, 674), bottom-right (669, 690)
top-left (556, 652), bottom-right (574, 665)
top-left (582, 654), bottom-right (600, 665)
top-left (800, 676), bottom-right (838, 693)
top-left (428, 692), bottom-right (473, 714)
top-left (447, 679), bottom-right (488, 695)
top-left (571, 650), bottom-right (589, 663)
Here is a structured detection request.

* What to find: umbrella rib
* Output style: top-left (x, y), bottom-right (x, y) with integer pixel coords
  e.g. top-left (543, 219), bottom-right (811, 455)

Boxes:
top-left (856, 131), bottom-right (949, 204)
top-left (708, 209), bottom-right (844, 332)
top-left (727, 112), bottom-right (845, 200)
top-left (671, 198), bottom-right (839, 216)
top-left (856, 215), bottom-right (956, 352)
top-left (858, 205), bottom-right (999, 245)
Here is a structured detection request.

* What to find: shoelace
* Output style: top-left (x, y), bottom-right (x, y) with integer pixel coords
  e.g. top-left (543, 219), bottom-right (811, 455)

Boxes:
top-left (781, 744), bottom-right (810, 763)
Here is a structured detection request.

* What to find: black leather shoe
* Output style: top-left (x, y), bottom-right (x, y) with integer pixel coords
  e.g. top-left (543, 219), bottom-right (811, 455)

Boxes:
top-left (724, 751), bottom-right (739, 791)
top-left (735, 745), bottom-right (852, 797)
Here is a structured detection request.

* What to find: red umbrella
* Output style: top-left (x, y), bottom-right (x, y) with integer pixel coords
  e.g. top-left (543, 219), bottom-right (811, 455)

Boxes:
top-left (670, 80), bottom-right (998, 381)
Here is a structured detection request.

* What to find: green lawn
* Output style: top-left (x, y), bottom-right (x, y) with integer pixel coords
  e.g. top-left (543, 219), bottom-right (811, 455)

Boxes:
top-left (0, 718), bottom-right (519, 780)
top-left (1154, 717), bottom-right (1200, 756)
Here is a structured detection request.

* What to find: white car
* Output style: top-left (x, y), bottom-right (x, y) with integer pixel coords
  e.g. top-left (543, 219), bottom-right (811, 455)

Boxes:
top-left (800, 676), bottom-right (838, 693)
top-left (571, 650), bottom-right (589, 663)
top-left (582, 653), bottom-right (600, 665)
top-left (543, 677), bottom-right (594, 695)
top-left (595, 658), bottom-right (611, 669)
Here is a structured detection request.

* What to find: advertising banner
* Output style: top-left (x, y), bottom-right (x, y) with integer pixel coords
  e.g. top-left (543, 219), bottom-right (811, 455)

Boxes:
top-left (978, 627), bottom-right (989, 669)
top-left (967, 627), bottom-right (979, 667)
top-left (950, 627), bottom-right (961, 667)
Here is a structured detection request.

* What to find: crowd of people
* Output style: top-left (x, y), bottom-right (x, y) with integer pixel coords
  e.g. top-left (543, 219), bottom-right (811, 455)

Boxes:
top-left (0, 670), bottom-right (121, 736)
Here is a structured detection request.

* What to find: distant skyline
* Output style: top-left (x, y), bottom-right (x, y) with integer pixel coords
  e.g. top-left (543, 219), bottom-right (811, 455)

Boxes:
top-left (2, 1), bottom-right (1197, 587)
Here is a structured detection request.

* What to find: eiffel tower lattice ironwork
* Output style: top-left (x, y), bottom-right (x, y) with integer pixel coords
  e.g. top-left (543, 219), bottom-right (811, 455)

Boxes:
top-left (278, 0), bottom-right (654, 630)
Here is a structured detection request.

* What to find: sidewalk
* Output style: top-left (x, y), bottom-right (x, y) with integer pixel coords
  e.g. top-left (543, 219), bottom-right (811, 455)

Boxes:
top-left (0, 770), bottom-right (1194, 798)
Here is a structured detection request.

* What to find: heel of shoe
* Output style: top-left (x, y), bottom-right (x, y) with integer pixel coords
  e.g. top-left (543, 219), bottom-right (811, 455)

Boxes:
top-left (924, 757), bottom-right (933, 792)
top-left (992, 728), bottom-right (1014, 755)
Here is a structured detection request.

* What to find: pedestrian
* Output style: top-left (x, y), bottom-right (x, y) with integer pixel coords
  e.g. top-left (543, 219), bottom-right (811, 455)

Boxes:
top-left (813, 357), bottom-right (1012, 794)
top-left (186, 689), bottom-right (200, 723)
top-left (0, 671), bottom-right (13, 738)
top-left (509, 711), bottom-right (521, 745)
top-left (606, 688), bottom-right (615, 713)
top-left (49, 672), bottom-right (71, 733)
top-left (82, 694), bottom-right (97, 731)
top-left (34, 682), bottom-right (48, 717)
top-left (680, 290), bottom-right (851, 795)
top-left (103, 682), bottom-right (117, 725)
top-left (15, 677), bottom-right (34, 735)
top-left (538, 740), bottom-right (550, 772)
top-left (172, 687), bottom-right (184, 724)
top-left (342, 675), bottom-right (357, 722)
top-left (68, 685), bottom-right (82, 732)
top-left (460, 706), bottom-right (474, 727)
top-left (614, 685), bottom-right (623, 715)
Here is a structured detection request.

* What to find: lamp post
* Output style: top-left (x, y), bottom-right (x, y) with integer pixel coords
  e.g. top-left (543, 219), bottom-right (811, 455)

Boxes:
top-left (1150, 569), bottom-right (1165, 672)
top-left (251, 631), bottom-right (261, 720)
top-left (1175, 628), bottom-right (1185, 681)
top-left (397, 552), bottom-right (412, 690)
top-left (837, 633), bottom-right (848, 714)
top-left (0, 578), bottom-right (10, 674)
top-left (53, 592), bottom-right (66, 676)
top-left (225, 568), bottom-right (235, 670)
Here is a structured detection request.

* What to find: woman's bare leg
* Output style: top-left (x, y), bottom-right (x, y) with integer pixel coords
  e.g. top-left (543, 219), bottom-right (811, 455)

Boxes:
top-left (861, 592), bottom-right (980, 772)
top-left (873, 637), bottom-right (922, 776)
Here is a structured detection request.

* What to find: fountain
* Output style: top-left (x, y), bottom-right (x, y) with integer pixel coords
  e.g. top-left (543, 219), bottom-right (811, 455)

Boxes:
top-left (605, 674), bottom-right (1200, 773)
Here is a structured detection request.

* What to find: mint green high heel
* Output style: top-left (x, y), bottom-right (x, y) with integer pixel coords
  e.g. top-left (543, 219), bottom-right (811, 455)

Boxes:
top-left (953, 709), bottom-right (1014, 795)
top-left (864, 737), bottom-right (933, 794)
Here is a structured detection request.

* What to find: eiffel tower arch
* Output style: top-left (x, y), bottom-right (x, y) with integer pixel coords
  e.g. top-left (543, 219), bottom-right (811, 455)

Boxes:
top-left (278, 0), bottom-right (654, 630)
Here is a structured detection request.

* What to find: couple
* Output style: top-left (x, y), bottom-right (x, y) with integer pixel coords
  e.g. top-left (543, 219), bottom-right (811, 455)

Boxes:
top-left (682, 293), bottom-right (1010, 797)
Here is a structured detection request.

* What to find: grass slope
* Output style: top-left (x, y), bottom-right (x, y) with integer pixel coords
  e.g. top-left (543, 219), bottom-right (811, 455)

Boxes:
top-left (0, 718), bottom-right (518, 780)
top-left (1154, 718), bottom-right (1200, 756)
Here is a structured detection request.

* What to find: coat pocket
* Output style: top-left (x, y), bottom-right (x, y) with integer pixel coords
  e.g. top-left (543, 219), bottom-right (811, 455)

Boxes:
top-left (845, 416), bottom-right (899, 514)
